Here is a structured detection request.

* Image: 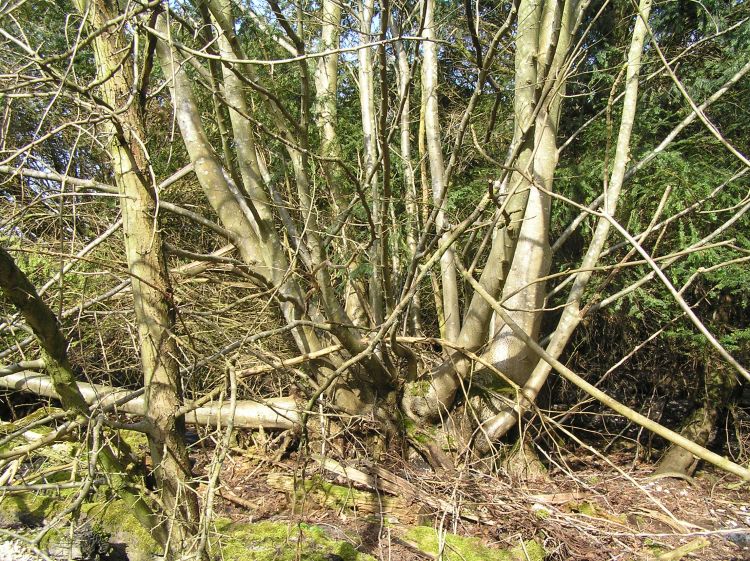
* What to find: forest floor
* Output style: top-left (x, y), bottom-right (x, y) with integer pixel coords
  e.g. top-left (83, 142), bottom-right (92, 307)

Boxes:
top-left (197, 443), bottom-right (750, 561)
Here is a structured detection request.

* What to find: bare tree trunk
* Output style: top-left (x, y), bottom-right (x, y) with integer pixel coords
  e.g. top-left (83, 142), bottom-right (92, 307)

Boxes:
top-left (205, 0), bottom-right (344, 354)
top-left (656, 364), bottom-right (737, 475)
top-left (313, 0), bottom-right (368, 327)
top-left (423, 0), bottom-right (460, 342)
top-left (485, 190), bottom-right (552, 386)
top-left (75, 1), bottom-right (201, 555)
top-left (155, 11), bottom-right (385, 412)
top-left (358, 0), bottom-right (386, 328)
top-left (402, 0), bottom-right (574, 423)
top-left (155, 9), bottom-right (308, 351)
top-left (210, 0), bottom-right (325, 356)
top-left (0, 371), bottom-right (301, 430)
top-left (395, 25), bottom-right (422, 335)
top-left (378, 0), bottom-right (394, 316)
top-left (480, 0), bottom-right (653, 446)
top-left (216, 1), bottom-right (376, 377)
top-left (154, 17), bottom-right (269, 280)
top-left (313, 0), bottom-right (343, 166)
top-left (483, 0), bottom-right (569, 386)
top-left (418, 89), bottom-right (446, 336)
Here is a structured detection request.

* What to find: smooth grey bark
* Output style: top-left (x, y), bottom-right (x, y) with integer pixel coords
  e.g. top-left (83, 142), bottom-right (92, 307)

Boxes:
top-left (311, 0), bottom-right (368, 328)
top-left (313, 0), bottom-right (342, 167)
top-left (358, 0), bottom-right (386, 328)
top-left (482, 0), bottom-right (575, 387)
top-left (423, 0), bottom-right (461, 342)
top-left (395, 25), bottom-right (423, 335)
top-left (209, 0), bottom-right (331, 363)
top-left (155, 11), bottom-right (386, 411)
top-left (154, 16), bottom-right (269, 281)
top-left (0, 371), bottom-right (300, 430)
top-left (403, 0), bottom-right (577, 422)
top-left (479, 0), bottom-right (654, 446)
top-left (208, 1), bottom-right (372, 372)
top-left (459, 259), bottom-right (750, 479)
top-left (156, 10), bottom-right (307, 347)
top-left (157, 7), bottom-right (352, 404)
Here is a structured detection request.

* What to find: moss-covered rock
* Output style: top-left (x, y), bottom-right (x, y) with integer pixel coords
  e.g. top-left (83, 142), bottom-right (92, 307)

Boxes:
top-left (0, 492), bottom-right (160, 560)
top-left (0, 494), bottom-right (59, 529)
top-left (2, 493), bottom-right (382, 561)
top-left (404, 526), bottom-right (546, 561)
top-left (82, 499), bottom-right (160, 561)
top-left (1, 489), bottom-right (385, 561)
top-left (214, 519), bottom-right (376, 561)
top-left (0, 492), bottom-right (88, 559)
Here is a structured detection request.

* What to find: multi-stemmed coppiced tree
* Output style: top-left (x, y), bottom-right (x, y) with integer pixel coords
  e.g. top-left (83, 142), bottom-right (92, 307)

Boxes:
top-left (1, 0), bottom-right (750, 553)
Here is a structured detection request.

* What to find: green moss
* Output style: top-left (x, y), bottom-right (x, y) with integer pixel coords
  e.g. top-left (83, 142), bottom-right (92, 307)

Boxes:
top-left (0, 408), bottom-right (64, 437)
top-left (411, 428), bottom-right (434, 445)
top-left (399, 416), bottom-right (416, 434)
top-left (442, 432), bottom-right (457, 451)
top-left (115, 429), bottom-right (149, 452)
top-left (0, 493), bottom-right (59, 527)
top-left (214, 519), bottom-right (376, 561)
top-left (644, 538), bottom-right (668, 558)
top-left (568, 501), bottom-right (627, 525)
top-left (404, 527), bottom-right (545, 561)
top-left (570, 501), bottom-right (596, 516)
top-left (295, 475), bottom-right (368, 509)
top-left (533, 506), bottom-right (552, 520)
top-left (567, 502), bottom-right (628, 525)
top-left (409, 380), bottom-right (432, 398)
top-left (38, 526), bottom-right (66, 550)
top-left (0, 491), bottom-right (85, 558)
top-left (110, 429), bottom-right (149, 477)
top-left (0, 493), bottom-right (157, 560)
top-left (400, 415), bottom-right (436, 445)
top-left (300, 475), bottom-right (404, 515)
top-left (83, 499), bottom-right (160, 561)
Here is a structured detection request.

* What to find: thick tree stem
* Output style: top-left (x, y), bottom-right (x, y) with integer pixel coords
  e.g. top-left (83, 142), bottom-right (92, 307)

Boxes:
top-left (423, 0), bottom-right (461, 342)
top-left (358, 0), bottom-right (386, 328)
top-left (402, 0), bottom-right (574, 422)
top-left (395, 26), bottom-right (423, 335)
top-left (75, 1), bottom-right (202, 555)
top-left (479, 0), bottom-right (653, 446)
top-left (0, 248), bottom-right (167, 547)
top-left (656, 365), bottom-right (737, 475)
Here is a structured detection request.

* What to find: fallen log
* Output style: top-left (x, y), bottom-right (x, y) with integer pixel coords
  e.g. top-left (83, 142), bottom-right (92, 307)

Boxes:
top-left (266, 472), bottom-right (411, 518)
top-left (312, 455), bottom-right (494, 524)
top-left (0, 370), bottom-right (299, 430)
